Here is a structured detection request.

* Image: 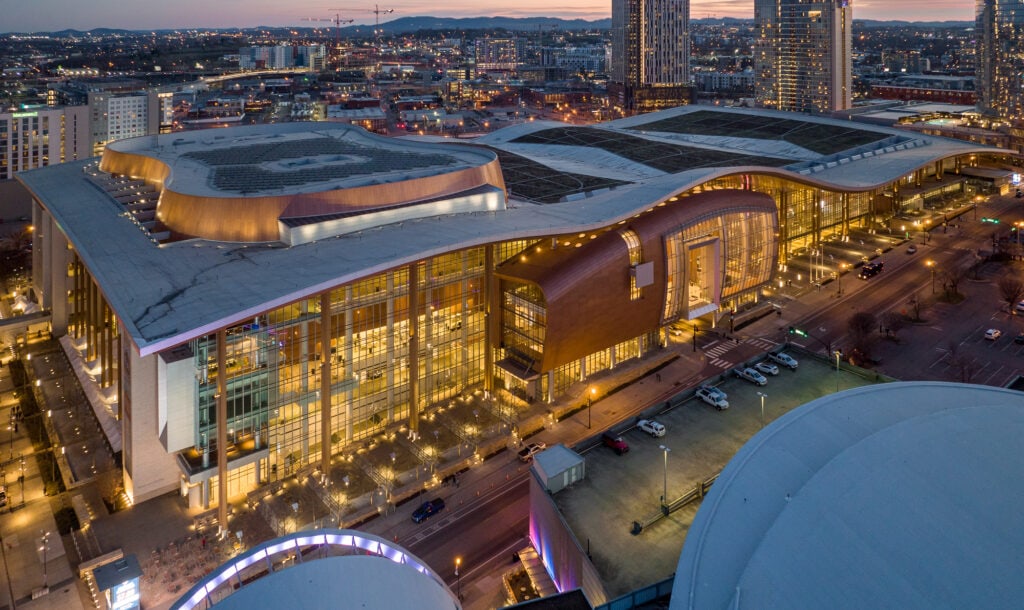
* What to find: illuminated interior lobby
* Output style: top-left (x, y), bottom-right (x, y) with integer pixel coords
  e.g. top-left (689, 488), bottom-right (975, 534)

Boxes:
top-left (17, 107), bottom-right (1018, 514)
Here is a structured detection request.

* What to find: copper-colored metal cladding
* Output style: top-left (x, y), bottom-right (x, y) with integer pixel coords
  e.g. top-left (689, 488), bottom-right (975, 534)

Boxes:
top-left (98, 132), bottom-right (506, 243)
top-left (496, 189), bottom-right (778, 373)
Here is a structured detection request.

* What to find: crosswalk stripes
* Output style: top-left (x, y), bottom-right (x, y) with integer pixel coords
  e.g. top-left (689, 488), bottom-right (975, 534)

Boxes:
top-left (748, 337), bottom-right (778, 350)
top-left (709, 358), bottom-right (732, 369)
top-left (704, 342), bottom-right (731, 358)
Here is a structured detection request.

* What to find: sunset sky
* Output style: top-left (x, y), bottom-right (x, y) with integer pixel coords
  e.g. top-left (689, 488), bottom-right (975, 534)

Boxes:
top-left (4, 1), bottom-right (975, 33)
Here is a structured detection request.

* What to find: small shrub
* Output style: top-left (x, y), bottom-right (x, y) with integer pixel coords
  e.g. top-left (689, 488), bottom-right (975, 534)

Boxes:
top-left (54, 506), bottom-right (80, 535)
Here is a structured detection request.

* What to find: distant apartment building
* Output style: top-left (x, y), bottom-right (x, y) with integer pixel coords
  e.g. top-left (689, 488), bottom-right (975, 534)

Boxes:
top-left (976, 0), bottom-right (1024, 126)
top-left (47, 80), bottom-right (160, 155)
top-left (0, 106), bottom-right (89, 180)
top-left (474, 38), bottom-right (526, 74)
top-left (239, 45), bottom-right (324, 70)
top-left (754, 0), bottom-right (853, 114)
top-left (870, 75), bottom-right (976, 105)
top-left (693, 70), bottom-right (756, 94)
top-left (610, 0), bottom-right (691, 113)
top-left (540, 45), bottom-right (609, 75)
top-left (881, 49), bottom-right (930, 74)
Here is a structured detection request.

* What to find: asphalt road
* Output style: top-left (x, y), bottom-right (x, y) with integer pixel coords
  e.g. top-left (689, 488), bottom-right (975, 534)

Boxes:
top-left (792, 191), bottom-right (1024, 386)
top-left (409, 478), bottom-right (529, 596)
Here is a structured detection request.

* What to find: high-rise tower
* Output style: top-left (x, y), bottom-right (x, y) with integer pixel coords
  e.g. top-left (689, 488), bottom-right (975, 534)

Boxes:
top-left (754, 0), bottom-right (853, 114)
top-left (610, 0), bottom-right (691, 114)
top-left (976, 0), bottom-right (1024, 126)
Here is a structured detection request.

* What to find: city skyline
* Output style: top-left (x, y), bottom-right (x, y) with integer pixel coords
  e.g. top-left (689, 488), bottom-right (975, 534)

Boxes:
top-left (4, 1), bottom-right (975, 33)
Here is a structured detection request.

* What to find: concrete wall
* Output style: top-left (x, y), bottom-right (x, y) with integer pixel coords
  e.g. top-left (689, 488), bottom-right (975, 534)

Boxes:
top-left (157, 351), bottom-right (197, 453)
top-left (528, 470), bottom-right (608, 606)
top-left (123, 346), bottom-right (182, 503)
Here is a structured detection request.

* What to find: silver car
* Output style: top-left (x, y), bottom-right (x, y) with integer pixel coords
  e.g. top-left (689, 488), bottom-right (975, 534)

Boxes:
top-left (768, 352), bottom-right (799, 370)
top-left (736, 367), bottom-right (768, 386)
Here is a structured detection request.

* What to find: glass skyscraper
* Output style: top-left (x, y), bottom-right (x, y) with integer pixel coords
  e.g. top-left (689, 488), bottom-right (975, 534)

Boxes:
top-left (976, 0), bottom-right (1024, 126)
top-left (754, 0), bottom-right (853, 114)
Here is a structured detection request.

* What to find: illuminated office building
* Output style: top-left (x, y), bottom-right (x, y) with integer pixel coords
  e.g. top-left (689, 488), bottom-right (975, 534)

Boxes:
top-left (18, 108), bottom-right (1013, 514)
top-left (0, 106), bottom-right (90, 180)
top-left (976, 0), bottom-right (1024, 125)
top-left (610, 0), bottom-right (691, 113)
top-left (755, 0), bottom-right (853, 114)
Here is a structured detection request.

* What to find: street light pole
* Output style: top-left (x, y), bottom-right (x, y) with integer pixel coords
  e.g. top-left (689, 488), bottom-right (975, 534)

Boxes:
top-left (834, 350), bottom-right (842, 392)
top-left (454, 557), bottom-right (462, 601)
top-left (926, 260), bottom-right (936, 294)
top-left (587, 387), bottom-right (595, 429)
top-left (659, 445), bottom-right (670, 511)
top-left (40, 531), bottom-right (50, 589)
top-left (757, 392), bottom-right (767, 429)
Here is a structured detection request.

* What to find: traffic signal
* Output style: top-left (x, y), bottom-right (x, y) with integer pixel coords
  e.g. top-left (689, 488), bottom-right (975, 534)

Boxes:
top-left (981, 217), bottom-right (1000, 224)
top-left (788, 326), bottom-right (808, 337)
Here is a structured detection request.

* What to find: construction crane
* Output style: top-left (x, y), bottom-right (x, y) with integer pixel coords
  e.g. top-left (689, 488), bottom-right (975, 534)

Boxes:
top-left (302, 13), bottom-right (355, 47)
top-left (367, 5), bottom-right (395, 28)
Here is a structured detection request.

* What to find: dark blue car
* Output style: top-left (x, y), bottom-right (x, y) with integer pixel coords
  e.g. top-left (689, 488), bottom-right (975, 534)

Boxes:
top-left (411, 497), bottom-right (446, 523)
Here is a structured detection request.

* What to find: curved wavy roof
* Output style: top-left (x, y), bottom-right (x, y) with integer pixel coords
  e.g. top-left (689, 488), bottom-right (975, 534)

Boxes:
top-left (672, 382), bottom-right (1024, 610)
top-left (17, 106), bottom-right (1011, 355)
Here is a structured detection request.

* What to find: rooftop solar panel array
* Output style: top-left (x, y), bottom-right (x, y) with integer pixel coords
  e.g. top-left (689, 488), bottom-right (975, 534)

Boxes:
top-left (511, 127), bottom-right (791, 173)
top-left (183, 137), bottom-right (457, 193)
top-left (626, 110), bottom-right (890, 156)
top-left (485, 147), bottom-right (631, 203)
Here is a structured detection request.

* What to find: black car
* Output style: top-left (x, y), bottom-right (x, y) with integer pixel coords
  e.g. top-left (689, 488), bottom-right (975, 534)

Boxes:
top-left (411, 497), bottom-right (446, 523)
top-left (858, 261), bottom-right (884, 279)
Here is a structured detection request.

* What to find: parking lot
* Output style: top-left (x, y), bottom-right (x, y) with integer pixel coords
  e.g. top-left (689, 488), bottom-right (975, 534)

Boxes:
top-left (554, 350), bottom-right (883, 598)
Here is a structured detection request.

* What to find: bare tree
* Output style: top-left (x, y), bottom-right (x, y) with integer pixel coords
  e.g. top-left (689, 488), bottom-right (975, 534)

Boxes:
top-left (969, 259), bottom-right (987, 281)
top-left (939, 266), bottom-right (967, 299)
top-left (997, 276), bottom-right (1024, 314)
top-left (881, 310), bottom-right (907, 339)
top-left (907, 291), bottom-right (928, 322)
top-left (944, 340), bottom-right (981, 383)
top-left (847, 311), bottom-right (877, 356)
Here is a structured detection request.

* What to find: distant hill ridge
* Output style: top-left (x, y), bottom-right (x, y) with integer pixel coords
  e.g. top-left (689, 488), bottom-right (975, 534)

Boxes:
top-left (4, 16), bottom-right (973, 37)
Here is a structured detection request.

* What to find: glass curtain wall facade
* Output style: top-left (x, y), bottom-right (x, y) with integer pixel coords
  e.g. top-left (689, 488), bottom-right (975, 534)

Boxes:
top-left (976, 0), bottom-right (1024, 125)
top-left (755, 0), bottom-right (853, 113)
top-left (159, 250), bottom-right (487, 499)
top-left (693, 176), bottom-right (876, 260)
top-left (663, 209), bottom-right (775, 321)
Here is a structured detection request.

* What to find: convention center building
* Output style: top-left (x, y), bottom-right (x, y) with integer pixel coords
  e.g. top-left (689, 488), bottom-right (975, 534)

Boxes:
top-left (17, 106), bottom-right (1017, 508)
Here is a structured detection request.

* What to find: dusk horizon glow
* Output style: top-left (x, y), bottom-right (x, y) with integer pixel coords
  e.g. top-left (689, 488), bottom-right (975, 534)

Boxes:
top-left (4, 1), bottom-right (975, 34)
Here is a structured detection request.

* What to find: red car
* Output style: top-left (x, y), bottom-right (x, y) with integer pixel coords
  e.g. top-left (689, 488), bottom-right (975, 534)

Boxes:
top-left (602, 433), bottom-right (629, 455)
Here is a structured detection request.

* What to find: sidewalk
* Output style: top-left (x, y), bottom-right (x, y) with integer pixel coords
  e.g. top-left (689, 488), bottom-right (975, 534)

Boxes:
top-left (0, 404), bottom-right (82, 610)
